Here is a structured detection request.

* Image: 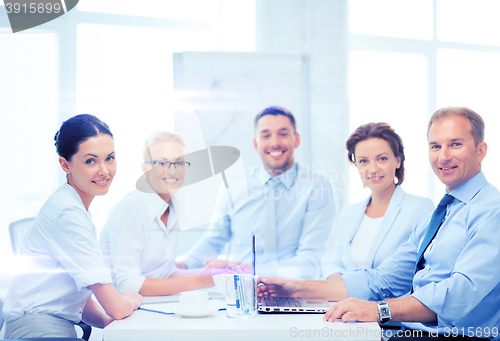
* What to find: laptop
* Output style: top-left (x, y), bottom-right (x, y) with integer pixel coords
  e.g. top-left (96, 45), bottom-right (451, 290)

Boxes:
top-left (251, 233), bottom-right (331, 313)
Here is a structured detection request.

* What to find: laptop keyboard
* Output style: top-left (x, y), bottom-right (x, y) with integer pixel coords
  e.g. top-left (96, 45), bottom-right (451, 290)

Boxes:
top-left (262, 296), bottom-right (302, 307)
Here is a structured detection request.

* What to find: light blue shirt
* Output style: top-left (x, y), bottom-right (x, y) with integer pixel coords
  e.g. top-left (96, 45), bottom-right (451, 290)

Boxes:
top-left (182, 163), bottom-right (336, 278)
top-left (343, 172), bottom-right (500, 339)
top-left (2, 183), bottom-right (112, 324)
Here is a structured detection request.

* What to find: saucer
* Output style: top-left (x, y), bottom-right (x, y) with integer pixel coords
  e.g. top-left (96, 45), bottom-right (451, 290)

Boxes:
top-left (172, 304), bottom-right (219, 318)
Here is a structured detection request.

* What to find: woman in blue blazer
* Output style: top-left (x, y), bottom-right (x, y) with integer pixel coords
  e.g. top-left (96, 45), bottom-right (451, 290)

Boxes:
top-left (324, 123), bottom-right (434, 279)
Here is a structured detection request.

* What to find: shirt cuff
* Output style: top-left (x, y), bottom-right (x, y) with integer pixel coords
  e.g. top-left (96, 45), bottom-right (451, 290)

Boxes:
top-left (321, 267), bottom-right (344, 279)
top-left (411, 282), bottom-right (446, 317)
top-left (182, 255), bottom-right (202, 269)
top-left (116, 274), bottom-right (147, 293)
top-left (73, 268), bottom-right (113, 292)
top-left (341, 270), bottom-right (375, 300)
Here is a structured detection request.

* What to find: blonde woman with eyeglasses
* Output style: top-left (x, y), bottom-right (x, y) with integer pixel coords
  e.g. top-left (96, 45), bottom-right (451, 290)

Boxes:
top-left (99, 131), bottom-right (231, 296)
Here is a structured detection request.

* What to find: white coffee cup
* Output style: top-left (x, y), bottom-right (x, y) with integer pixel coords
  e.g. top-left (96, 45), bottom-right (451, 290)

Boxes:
top-left (179, 291), bottom-right (209, 311)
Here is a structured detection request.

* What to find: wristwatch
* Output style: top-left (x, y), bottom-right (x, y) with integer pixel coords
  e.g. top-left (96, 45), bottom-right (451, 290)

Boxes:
top-left (377, 300), bottom-right (391, 323)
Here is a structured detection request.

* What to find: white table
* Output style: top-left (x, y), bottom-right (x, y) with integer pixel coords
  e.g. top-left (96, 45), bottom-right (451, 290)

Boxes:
top-left (103, 296), bottom-right (381, 341)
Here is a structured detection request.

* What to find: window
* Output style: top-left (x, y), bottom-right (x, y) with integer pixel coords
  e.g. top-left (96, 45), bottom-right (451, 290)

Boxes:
top-left (78, 0), bottom-right (256, 52)
top-left (0, 2), bottom-right (256, 264)
top-left (437, 0), bottom-right (500, 46)
top-left (349, 51), bottom-right (428, 204)
top-left (437, 49), bottom-right (500, 194)
top-left (349, 0), bottom-right (500, 204)
top-left (77, 24), bottom-right (225, 227)
top-left (79, 0), bottom-right (221, 22)
top-left (0, 31), bottom-right (58, 276)
top-left (349, 0), bottom-right (433, 40)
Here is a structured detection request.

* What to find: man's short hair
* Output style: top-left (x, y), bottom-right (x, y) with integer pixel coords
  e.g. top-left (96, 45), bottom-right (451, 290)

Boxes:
top-left (427, 106), bottom-right (485, 147)
top-left (254, 106), bottom-right (297, 134)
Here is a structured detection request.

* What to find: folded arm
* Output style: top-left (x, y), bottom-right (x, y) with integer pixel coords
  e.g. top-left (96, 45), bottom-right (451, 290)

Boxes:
top-left (138, 267), bottom-right (233, 296)
top-left (82, 295), bottom-right (114, 328)
top-left (90, 283), bottom-right (142, 321)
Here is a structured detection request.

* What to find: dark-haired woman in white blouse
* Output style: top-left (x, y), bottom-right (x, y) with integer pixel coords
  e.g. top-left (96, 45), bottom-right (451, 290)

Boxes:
top-left (2, 114), bottom-right (142, 338)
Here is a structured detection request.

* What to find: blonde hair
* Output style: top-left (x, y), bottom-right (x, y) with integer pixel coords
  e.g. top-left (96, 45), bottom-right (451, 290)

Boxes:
top-left (142, 131), bottom-right (186, 161)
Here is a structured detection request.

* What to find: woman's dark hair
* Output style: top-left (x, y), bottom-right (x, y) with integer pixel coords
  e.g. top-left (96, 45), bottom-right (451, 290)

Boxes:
top-left (346, 122), bottom-right (405, 185)
top-left (54, 114), bottom-right (113, 161)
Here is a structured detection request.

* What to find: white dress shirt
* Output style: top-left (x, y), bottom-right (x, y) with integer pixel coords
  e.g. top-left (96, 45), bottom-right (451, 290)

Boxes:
top-left (351, 215), bottom-right (383, 269)
top-left (99, 189), bottom-right (179, 293)
top-left (2, 183), bottom-right (112, 324)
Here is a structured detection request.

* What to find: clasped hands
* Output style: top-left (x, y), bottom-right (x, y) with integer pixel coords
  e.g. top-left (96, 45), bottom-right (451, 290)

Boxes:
top-left (203, 258), bottom-right (252, 274)
top-left (174, 258), bottom-right (252, 275)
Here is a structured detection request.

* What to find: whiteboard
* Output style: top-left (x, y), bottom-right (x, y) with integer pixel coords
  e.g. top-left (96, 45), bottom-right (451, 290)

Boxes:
top-left (173, 51), bottom-right (311, 170)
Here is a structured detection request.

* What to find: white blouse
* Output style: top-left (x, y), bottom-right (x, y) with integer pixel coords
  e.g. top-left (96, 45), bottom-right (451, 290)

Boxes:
top-left (350, 214), bottom-right (383, 269)
top-left (3, 183), bottom-right (112, 324)
top-left (99, 188), bottom-right (180, 293)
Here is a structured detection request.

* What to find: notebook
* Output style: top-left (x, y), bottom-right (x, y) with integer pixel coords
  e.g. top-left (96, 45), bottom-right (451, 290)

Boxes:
top-left (139, 295), bottom-right (226, 315)
top-left (251, 233), bottom-right (331, 313)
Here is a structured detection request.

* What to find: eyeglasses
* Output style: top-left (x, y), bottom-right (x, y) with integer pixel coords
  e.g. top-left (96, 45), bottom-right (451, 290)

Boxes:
top-left (145, 160), bottom-right (191, 169)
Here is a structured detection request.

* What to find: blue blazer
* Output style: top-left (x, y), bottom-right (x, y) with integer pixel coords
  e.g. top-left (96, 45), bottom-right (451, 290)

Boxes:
top-left (324, 186), bottom-right (434, 277)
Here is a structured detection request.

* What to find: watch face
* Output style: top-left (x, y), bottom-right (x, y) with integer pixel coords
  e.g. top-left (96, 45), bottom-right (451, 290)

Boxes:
top-left (378, 301), bottom-right (391, 322)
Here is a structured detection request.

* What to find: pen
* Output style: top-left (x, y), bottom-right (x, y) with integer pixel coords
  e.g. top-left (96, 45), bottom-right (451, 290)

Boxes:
top-left (242, 278), bottom-right (249, 314)
top-left (138, 307), bottom-right (175, 315)
top-left (237, 275), bottom-right (246, 313)
top-left (235, 275), bottom-right (240, 310)
top-left (252, 232), bottom-right (256, 276)
top-left (138, 307), bottom-right (226, 315)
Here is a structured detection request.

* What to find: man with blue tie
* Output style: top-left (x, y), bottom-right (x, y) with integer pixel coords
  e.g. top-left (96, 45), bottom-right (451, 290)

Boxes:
top-left (176, 106), bottom-right (336, 279)
top-left (258, 107), bottom-right (500, 340)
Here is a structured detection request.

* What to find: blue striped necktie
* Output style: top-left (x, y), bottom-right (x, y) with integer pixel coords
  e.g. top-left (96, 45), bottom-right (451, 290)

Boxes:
top-left (415, 194), bottom-right (454, 272)
top-left (264, 178), bottom-right (280, 262)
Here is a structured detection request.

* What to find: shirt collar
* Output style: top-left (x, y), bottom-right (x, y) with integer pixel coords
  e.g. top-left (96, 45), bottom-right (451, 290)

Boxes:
top-left (448, 171), bottom-right (488, 205)
top-left (63, 183), bottom-right (90, 214)
top-left (137, 181), bottom-right (170, 222)
top-left (258, 162), bottom-right (298, 190)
